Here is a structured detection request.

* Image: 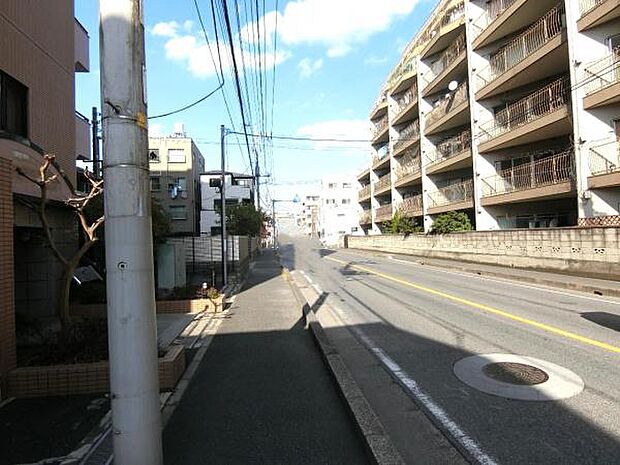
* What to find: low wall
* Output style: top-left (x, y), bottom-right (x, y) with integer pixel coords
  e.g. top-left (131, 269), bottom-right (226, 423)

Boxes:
top-left (347, 227), bottom-right (620, 280)
top-left (7, 344), bottom-right (185, 398)
top-left (71, 297), bottom-right (224, 319)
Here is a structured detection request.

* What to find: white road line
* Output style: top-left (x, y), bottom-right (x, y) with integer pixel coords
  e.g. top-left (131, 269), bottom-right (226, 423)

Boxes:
top-left (311, 283), bottom-right (322, 294)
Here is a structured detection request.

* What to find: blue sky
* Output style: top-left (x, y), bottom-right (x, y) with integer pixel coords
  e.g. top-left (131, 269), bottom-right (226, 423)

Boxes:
top-left (75, 0), bottom-right (433, 204)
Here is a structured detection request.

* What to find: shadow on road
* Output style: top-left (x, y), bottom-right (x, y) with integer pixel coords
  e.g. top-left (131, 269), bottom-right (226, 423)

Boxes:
top-left (581, 311), bottom-right (620, 332)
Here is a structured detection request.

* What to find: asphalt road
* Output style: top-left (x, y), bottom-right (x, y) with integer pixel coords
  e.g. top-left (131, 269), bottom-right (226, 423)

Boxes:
top-left (278, 230), bottom-right (620, 465)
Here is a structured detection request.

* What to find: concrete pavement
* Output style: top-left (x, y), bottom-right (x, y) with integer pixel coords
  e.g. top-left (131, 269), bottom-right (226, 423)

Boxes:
top-left (162, 249), bottom-right (371, 464)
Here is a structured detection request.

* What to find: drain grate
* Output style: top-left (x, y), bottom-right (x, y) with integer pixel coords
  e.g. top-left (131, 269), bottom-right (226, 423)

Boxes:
top-left (483, 362), bottom-right (549, 386)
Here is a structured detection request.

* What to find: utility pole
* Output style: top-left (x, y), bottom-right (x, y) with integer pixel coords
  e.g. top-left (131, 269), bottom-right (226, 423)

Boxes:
top-left (255, 159), bottom-right (260, 211)
top-left (100, 1), bottom-right (162, 464)
top-left (91, 106), bottom-right (100, 178)
top-left (220, 125), bottom-right (228, 286)
top-left (272, 199), bottom-right (276, 249)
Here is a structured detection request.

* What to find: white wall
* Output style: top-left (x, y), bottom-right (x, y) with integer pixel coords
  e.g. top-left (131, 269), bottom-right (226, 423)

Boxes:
top-left (200, 173), bottom-right (253, 234)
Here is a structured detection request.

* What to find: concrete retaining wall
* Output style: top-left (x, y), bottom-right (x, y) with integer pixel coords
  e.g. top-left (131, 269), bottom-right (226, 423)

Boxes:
top-left (347, 228), bottom-right (620, 280)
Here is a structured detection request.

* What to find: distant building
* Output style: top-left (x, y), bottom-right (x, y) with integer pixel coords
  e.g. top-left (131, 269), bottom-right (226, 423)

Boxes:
top-left (319, 176), bottom-right (363, 246)
top-left (200, 171), bottom-right (255, 235)
top-left (148, 125), bottom-right (205, 235)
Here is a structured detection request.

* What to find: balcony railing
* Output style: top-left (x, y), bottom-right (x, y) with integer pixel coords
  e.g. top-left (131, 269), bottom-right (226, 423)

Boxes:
top-left (372, 114), bottom-right (389, 139)
top-left (370, 92), bottom-right (388, 116)
top-left (426, 82), bottom-right (469, 128)
top-left (481, 150), bottom-right (574, 197)
top-left (360, 210), bottom-right (372, 224)
top-left (472, 0), bottom-right (518, 37)
top-left (393, 84), bottom-right (418, 118)
top-left (359, 184), bottom-right (371, 199)
top-left (428, 179), bottom-right (473, 208)
top-left (374, 173), bottom-right (392, 193)
top-left (396, 151), bottom-right (421, 180)
top-left (420, 1), bottom-right (466, 48)
top-left (400, 194), bottom-right (423, 215)
top-left (579, 0), bottom-right (605, 16)
top-left (581, 49), bottom-right (620, 96)
top-left (477, 5), bottom-right (565, 89)
top-left (479, 76), bottom-right (570, 142)
top-left (426, 129), bottom-right (471, 165)
top-left (589, 139), bottom-right (620, 175)
top-left (425, 33), bottom-right (466, 85)
top-left (389, 57), bottom-right (417, 89)
top-left (375, 204), bottom-right (393, 222)
top-left (393, 120), bottom-right (420, 153)
top-left (372, 145), bottom-right (389, 166)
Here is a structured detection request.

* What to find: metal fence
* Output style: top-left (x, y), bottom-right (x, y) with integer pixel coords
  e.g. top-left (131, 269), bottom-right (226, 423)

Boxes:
top-left (578, 0), bottom-right (604, 16)
top-left (375, 204), bottom-right (393, 222)
top-left (393, 119), bottom-right (420, 153)
top-left (472, 0), bottom-right (517, 37)
top-left (581, 48), bottom-right (620, 96)
top-left (426, 81), bottom-right (469, 128)
top-left (426, 129), bottom-right (471, 166)
top-left (428, 179), bottom-right (473, 208)
top-left (393, 84), bottom-right (418, 118)
top-left (374, 173), bottom-right (392, 192)
top-left (477, 5), bottom-right (564, 88)
top-left (358, 184), bottom-right (371, 199)
top-left (399, 194), bottom-right (423, 215)
top-left (479, 76), bottom-right (570, 142)
top-left (371, 114), bottom-right (389, 139)
top-left (481, 150), bottom-right (574, 197)
top-left (396, 151), bottom-right (421, 180)
top-left (589, 139), bottom-right (620, 175)
top-left (426, 33), bottom-right (466, 85)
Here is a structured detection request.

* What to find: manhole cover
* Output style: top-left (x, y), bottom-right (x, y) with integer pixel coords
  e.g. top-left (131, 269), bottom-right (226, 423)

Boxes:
top-left (482, 362), bottom-right (549, 385)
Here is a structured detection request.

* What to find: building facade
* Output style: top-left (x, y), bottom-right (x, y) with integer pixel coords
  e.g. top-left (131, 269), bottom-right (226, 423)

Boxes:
top-left (0, 1), bottom-right (90, 386)
top-left (319, 176), bottom-right (363, 246)
top-left (200, 171), bottom-right (255, 235)
top-left (148, 131), bottom-right (205, 235)
top-left (360, 0), bottom-right (620, 233)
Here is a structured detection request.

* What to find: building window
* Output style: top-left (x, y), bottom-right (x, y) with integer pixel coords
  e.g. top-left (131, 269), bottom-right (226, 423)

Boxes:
top-left (169, 205), bottom-right (187, 220)
top-left (150, 176), bottom-right (161, 191)
top-left (168, 149), bottom-right (185, 163)
top-left (211, 226), bottom-right (222, 235)
top-left (328, 183), bottom-right (337, 189)
top-left (148, 149), bottom-right (160, 162)
top-left (0, 70), bottom-right (28, 138)
top-left (175, 177), bottom-right (187, 190)
top-left (343, 182), bottom-right (352, 188)
top-left (341, 198), bottom-right (351, 204)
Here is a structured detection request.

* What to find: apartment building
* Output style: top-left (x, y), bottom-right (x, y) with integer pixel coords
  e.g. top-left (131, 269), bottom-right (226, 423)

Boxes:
top-left (319, 176), bottom-right (363, 246)
top-left (0, 1), bottom-right (90, 385)
top-left (360, 0), bottom-right (620, 233)
top-left (148, 127), bottom-right (205, 235)
top-left (199, 171), bottom-right (255, 235)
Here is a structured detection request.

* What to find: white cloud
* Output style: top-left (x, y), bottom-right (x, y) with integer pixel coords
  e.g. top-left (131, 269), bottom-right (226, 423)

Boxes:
top-left (298, 58), bottom-right (323, 78)
top-left (296, 119), bottom-right (371, 152)
top-left (151, 21), bottom-right (179, 38)
top-left (364, 55), bottom-right (389, 66)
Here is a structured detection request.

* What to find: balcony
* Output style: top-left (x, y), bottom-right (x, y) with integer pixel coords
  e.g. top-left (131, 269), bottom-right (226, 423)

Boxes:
top-left (481, 150), bottom-right (575, 206)
top-left (371, 114), bottom-right (389, 144)
top-left (370, 92), bottom-right (388, 120)
top-left (392, 84), bottom-right (418, 126)
top-left (74, 18), bottom-right (90, 72)
top-left (426, 130), bottom-right (472, 175)
top-left (390, 58), bottom-right (418, 95)
top-left (75, 111), bottom-right (91, 160)
top-left (393, 120), bottom-right (420, 156)
top-left (420, 1), bottom-right (466, 59)
top-left (360, 210), bottom-right (372, 225)
top-left (357, 167), bottom-right (370, 182)
top-left (581, 50), bottom-right (620, 109)
top-left (588, 140), bottom-right (620, 189)
top-left (399, 194), bottom-right (424, 217)
top-left (358, 184), bottom-right (371, 201)
top-left (375, 204), bottom-right (393, 222)
top-left (578, 0), bottom-right (620, 31)
top-left (423, 33), bottom-right (467, 97)
top-left (472, 0), bottom-right (558, 50)
top-left (427, 179), bottom-right (474, 214)
top-left (425, 82), bottom-right (469, 136)
top-left (395, 151), bottom-right (422, 187)
top-left (478, 76), bottom-right (571, 153)
top-left (372, 147), bottom-right (390, 170)
top-left (373, 173), bottom-right (392, 195)
top-left (476, 5), bottom-right (567, 100)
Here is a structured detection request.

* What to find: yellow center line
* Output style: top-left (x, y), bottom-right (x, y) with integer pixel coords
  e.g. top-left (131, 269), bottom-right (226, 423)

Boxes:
top-left (326, 256), bottom-right (620, 355)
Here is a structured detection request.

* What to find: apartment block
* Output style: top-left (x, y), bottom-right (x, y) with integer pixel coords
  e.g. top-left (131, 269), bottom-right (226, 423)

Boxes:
top-left (319, 176), bottom-right (363, 246)
top-left (360, 0), bottom-right (620, 233)
top-left (148, 128), bottom-right (205, 235)
top-left (0, 1), bottom-right (90, 388)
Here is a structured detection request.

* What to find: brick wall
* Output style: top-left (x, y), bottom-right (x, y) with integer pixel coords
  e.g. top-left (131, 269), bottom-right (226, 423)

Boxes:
top-left (0, 157), bottom-right (16, 386)
top-left (348, 227), bottom-right (620, 279)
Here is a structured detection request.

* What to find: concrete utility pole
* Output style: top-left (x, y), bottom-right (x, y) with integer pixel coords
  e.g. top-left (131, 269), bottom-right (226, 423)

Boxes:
top-left (91, 106), bottom-right (100, 178)
top-left (255, 158), bottom-right (260, 211)
top-left (220, 125), bottom-right (228, 286)
top-left (100, 1), bottom-right (163, 464)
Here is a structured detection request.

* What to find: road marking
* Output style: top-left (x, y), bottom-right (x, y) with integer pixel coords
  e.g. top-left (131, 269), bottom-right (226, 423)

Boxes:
top-left (326, 256), bottom-right (620, 355)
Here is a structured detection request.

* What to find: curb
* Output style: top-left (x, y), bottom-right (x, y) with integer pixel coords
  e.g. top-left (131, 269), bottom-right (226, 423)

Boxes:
top-left (284, 269), bottom-right (404, 465)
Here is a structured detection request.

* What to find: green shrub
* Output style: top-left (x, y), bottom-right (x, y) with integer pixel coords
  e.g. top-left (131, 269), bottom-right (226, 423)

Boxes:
top-left (431, 211), bottom-right (473, 234)
top-left (382, 210), bottom-right (423, 235)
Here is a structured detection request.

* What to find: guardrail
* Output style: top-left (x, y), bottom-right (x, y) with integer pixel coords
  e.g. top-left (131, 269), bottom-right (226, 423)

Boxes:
top-left (393, 84), bottom-right (418, 118)
top-left (426, 81), bottom-right (469, 128)
top-left (428, 179), bottom-right (473, 207)
top-left (426, 129), bottom-right (471, 166)
top-left (396, 151), bottom-right (421, 180)
top-left (589, 139), bottom-right (620, 175)
top-left (472, 0), bottom-right (518, 38)
top-left (581, 49), bottom-right (620, 96)
top-left (393, 120), bottom-right (420, 153)
top-left (375, 204), bottom-right (393, 222)
top-left (399, 194), bottom-right (423, 215)
top-left (479, 76), bottom-right (570, 142)
top-left (578, 0), bottom-right (605, 16)
top-left (477, 5), bottom-right (564, 89)
top-left (425, 33), bottom-right (466, 86)
top-left (374, 173), bottom-right (392, 192)
top-left (481, 149), bottom-right (574, 197)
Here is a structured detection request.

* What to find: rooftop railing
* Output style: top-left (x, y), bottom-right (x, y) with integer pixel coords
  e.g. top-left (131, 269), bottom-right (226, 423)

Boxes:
top-left (393, 84), bottom-right (418, 119)
top-left (375, 204), bottom-right (393, 222)
top-left (477, 5), bottom-right (565, 89)
top-left (472, 0), bottom-right (518, 38)
top-left (481, 149), bottom-right (574, 197)
top-left (374, 173), bottom-right (392, 193)
top-left (428, 179), bottom-right (473, 208)
top-left (358, 184), bottom-right (371, 199)
top-left (425, 33), bottom-right (466, 85)
top-left (589, 139), bottom-right (620, 175)
top-left (371, 114), bottom-right (389, 139)
top-left (426, 129), bottom-right (471, 165)
top-left (578, 0), bottom-right (605, 16)
top-left (396, 151), bottom-right (421, 180)
top-left (400, 194), bottom-right (423, 215)
top-left (581, 48), bottom-right (620, 96)
top-left (479, 76), bottom-right (570, 143)
top-left (393, 119), bottom-right (420, 153)
top-left (426, 81), bottom-right (469, 128)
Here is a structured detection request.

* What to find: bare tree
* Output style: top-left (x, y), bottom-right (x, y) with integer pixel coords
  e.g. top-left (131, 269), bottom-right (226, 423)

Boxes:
top-left (17, 154), bottom-right (104, 336)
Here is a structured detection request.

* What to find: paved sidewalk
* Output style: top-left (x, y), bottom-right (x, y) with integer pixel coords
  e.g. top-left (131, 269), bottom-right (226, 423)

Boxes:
top-left (162, 249), bottom-right (371, 464)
